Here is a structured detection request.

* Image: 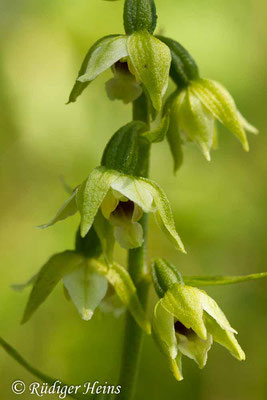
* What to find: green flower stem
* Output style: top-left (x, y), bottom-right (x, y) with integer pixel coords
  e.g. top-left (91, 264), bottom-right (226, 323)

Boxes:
top-left (117, 92), bottom-right (151, 400)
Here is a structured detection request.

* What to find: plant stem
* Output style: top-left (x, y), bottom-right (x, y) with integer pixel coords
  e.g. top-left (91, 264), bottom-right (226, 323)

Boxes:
top-left (0, 337), bottom-right (86, 400)
top-left (117, 92), bottom-right (151, 400)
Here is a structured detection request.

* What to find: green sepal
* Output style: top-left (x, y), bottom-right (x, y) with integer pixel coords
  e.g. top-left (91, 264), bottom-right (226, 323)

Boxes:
top-left (161, 283), bottom-right (207, 340)
top-left (75, 225), bottom-right (102, 259)
top-left (191, 79), bottom-right (249, 151)
top-left (63, 260), bottom-right (108, 321)
top-left (127, 31), bottom-right (171, 111)
top-left (101, 121), bottom-right (148, 175)
top-left (164, 91), bottom-right (183, 172)
top-left (157, 36), bottom-right (199, 88)
top-left (141, 113), bottom-right (170, 143)
top-left (139, 178), bottom-right (186, 253)
top-left (39, 188), bottom-right (78, 229)
top-left (21, 251), bottom-right (84, 324)
top-left (152, 258), bottom-right (183, 298)
top-left (77, 35), bottom-right (128, 84)
top-left (177, 89), bottom-right (214, 161)
top-left (67, 34), bottom-right (121, 103)
top-left (90, 259), bottom-right (151, 334)
top-left (183, 272), bottom-right (267, 287)
top-left (124, 0), bottom-right (157, 35)
top-left (77, 167), bottom-right (121, 237)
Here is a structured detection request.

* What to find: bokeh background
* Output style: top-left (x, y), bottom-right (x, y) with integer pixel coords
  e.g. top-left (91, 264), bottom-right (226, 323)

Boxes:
top-left (1, 0), bottom-right (266, 399)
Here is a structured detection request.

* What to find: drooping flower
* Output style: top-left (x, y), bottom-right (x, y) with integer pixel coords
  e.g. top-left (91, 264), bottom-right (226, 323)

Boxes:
top-left (40, 166), bottom-right (185, 253)
top-left (15, 227), bottom-right (151, 334)
top-left (158, 36), bottom-right (258, 170)
top-left (68, 1), bottom-right (171, 111)
top-left (152, 259), bottom-right (245, 381)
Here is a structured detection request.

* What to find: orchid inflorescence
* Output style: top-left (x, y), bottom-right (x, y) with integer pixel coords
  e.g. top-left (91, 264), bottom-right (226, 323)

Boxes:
top-left (8, 0), bottom-right (266, 388)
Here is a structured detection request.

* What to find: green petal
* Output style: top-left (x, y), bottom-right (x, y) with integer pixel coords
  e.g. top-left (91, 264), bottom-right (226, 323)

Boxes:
top-left (78, 36), bottom-right (128, 83)
top-left (127, 31), bottom-right (171, 111)
top-left (141, 113), bottom-right (170, 143)
top-left (153, 301), bottom-right (178, 359)
top-left (76, 167), bottom-right (121, 237)
top-left (39, 188), bottom-right (78, 229)
top-left (21, 251), bottom-right (84, 324)
top-left (90, 260), bottom-right (151, 334)
top-left (183, 272), bottom-right (267, 287)
top-left (191, 79), bottom-right (249, 151)
top-left (111, 175), bottom-right (154, 212)
top-left (205, 313), bottom-right (245, 361)
top-left (176, 331), bottom-right (213, 369)
top-left (68, 34), bottom-right (120, 103)
top-left (199, 290), bottom-right (237, 333)
top-left (139, 178), bottom-right (186, 253)
top-left (177, 89), bottom-right (214, 161)
top-left (63, 260), bottom-right (108, 321)
top-left (237, 111), bottom-right (258, 135)
top-left (161, 283), bottom-right (207, 340)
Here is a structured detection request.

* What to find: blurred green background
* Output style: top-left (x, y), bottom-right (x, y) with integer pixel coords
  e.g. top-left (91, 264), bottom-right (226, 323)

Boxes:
top-left (1, 0), bottom-right (266, 399)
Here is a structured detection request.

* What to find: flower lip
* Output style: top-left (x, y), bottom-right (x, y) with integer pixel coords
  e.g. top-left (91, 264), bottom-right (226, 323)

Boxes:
top-left (174, 320), bottom-right (193, 337)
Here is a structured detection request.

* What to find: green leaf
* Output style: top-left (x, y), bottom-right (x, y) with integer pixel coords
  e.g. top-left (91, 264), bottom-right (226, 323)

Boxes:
top-left (183, 272), bottom-right (267, 287)
top-left (67, 34), bottom-right (120, 103)
top-left (76, 167), bottom-right (121, 237)
top-left (90, 260), bottom-right (151, 334)
top-left (178, 89), bottom-right (214, 161)
top-left (141, 113), bottom-right (170, 143)
top-left (191, 79), bottom-right (249, 151)
top-left (161, 283), bottom-right (207, 340)
top-left (63, 261), bottom-right (108, 320)
top-left (39, 188), bottom-right (78, 229)
top-left (78, 36), bottom-right (128, 83)
top-left (21, 251), bottom-right (84, 324)
top-left (140, 178), bottom-right (186, 253)
top-left (127, 31), bottom-right (171, 111)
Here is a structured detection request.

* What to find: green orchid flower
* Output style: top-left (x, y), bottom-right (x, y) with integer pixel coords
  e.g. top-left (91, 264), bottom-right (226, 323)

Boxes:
top-left (40, 166), bottom-right (185, 253)
top-left (15, 227), bottom-right (151, 334)
top-left (159, 36), bottom-right (258, 170)
top-left (152, 259), bottom-right (245, 381)
top-left (68, 0), bottom-right (171, 111)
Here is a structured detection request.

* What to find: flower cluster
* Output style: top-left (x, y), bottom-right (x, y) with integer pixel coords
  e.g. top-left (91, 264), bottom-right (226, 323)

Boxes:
top-left (12, 0), bottom-right (267, 388)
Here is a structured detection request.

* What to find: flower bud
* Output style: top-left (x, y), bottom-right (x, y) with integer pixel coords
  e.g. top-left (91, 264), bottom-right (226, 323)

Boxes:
top-left (101, 121), bottom-right (148, 176)
top-left (124, 0), bottom-right (157, 35)
top-left (152, 258), bottom-right (183, 298)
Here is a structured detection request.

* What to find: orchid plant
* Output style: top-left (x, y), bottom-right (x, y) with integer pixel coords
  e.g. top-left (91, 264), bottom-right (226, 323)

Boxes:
top-left (1, 1), bottom-right (266, 399)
